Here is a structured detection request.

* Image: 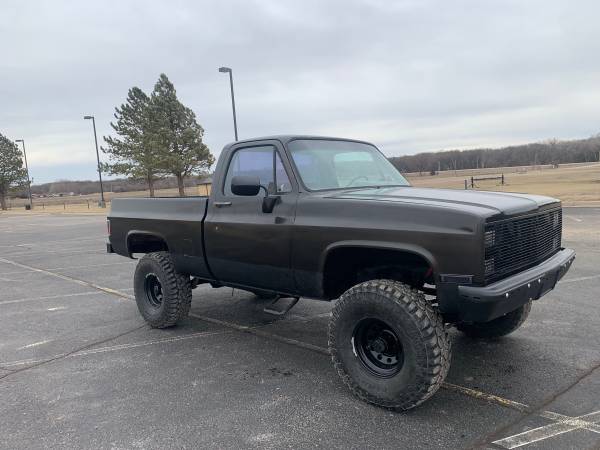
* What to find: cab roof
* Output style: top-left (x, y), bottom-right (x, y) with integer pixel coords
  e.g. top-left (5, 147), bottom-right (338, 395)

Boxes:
top-left (223, 135), bottom-right (374, 149)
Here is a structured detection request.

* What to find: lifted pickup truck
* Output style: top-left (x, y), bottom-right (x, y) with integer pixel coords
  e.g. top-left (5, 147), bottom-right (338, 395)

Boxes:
top-left (107, 135), bottom-right (575, 410)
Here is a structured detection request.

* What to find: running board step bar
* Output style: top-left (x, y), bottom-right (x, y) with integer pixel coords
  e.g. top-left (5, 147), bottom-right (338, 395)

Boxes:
top-left (263, 296), bottom-right (300, 316)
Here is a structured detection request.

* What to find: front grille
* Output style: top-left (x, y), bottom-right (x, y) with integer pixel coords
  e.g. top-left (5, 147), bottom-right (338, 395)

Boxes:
top-left (484, 207), bottom-right (562, 283)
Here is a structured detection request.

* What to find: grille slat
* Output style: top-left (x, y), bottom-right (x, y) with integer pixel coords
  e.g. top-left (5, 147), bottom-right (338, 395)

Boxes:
top-left (485, 207), bottom-right (562, 283)
top-left (491, 228), bottom-right (560, 254)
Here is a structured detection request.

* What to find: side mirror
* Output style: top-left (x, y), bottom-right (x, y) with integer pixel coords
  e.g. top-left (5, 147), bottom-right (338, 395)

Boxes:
top-left (231, 175), bottom-right (261, 196)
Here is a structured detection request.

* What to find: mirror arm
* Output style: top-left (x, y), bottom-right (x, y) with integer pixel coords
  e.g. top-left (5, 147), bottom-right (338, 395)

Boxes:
top-left (255, 184), bottom-right (280, 213)
top-left (262, 193), bottom-right (280, 213)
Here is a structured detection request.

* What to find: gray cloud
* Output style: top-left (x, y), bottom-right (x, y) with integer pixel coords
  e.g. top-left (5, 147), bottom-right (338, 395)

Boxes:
top-left (2, 0), bottom-right (600, 182)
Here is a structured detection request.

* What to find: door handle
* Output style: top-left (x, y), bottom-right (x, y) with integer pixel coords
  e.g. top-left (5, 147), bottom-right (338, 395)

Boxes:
top-left (214, 201), bottom-right (232, 207)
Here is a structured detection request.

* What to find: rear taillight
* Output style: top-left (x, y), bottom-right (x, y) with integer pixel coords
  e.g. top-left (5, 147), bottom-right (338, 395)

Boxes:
top-left (107, 219), bottom-right (111, 236)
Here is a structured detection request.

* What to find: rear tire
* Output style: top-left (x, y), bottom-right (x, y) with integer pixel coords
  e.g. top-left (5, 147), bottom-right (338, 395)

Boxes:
top-left (328, 280), bottom-right (451, 411)
top-left (456, 301), bottom-right (532, 338)
top-left (134, 252), bottom-right (192, 328)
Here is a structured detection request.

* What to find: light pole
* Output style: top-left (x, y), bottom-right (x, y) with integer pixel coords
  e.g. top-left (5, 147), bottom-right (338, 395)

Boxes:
top-left (15, 139), bottom-right (33, 210)
top-left (83, 115), bottom-right (106, 207)
top-left (218, 66), bottom-right (238, 141)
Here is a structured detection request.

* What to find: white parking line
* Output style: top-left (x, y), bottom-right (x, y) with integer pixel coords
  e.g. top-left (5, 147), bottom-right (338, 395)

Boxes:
top-left (0, 291), bottom-right (105, 306)
top-left (0, 235), bottom-right (106, 249)
top-left (565, 216), bottom-right (583, 223)
top-left (493, 410), bottom-right (600, 448)
top-left (2, 248), bottom-right (105, 257)
top-left (0, 257), bottom-right (132, 300)
top-left (0, 220), bottom-right (102, 229)
top-left (190, 312), bottom-right (332, 355)
top-left (0, 260), bottom-right (135, 277)
top-left (566, 216), bottom-right (583, 222)
top-left (1, 329), bottom-right (232, 368)
top-left (0, 310), bottom-right (332, 369)
top-left (19, 340), bottom-right (52, 350)
top-left (442, 383), bottom-right (531, 412)
top-left (0, 276), bottom-right (19, 282)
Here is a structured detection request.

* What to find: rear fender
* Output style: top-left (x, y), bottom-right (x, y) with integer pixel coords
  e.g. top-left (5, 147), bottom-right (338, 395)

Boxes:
top-left (126, 230), bottom-right (168, 257)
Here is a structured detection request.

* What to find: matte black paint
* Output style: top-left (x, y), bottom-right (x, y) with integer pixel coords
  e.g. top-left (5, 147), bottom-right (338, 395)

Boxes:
top-left (107, 135), bottom-right (575, 322)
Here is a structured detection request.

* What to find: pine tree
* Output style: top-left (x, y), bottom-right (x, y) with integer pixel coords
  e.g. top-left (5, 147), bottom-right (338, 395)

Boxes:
top-left (102, 87), bottom-right (163, 197)
top-left (150, 74), bottom-right (214, 196)
top-left (0, 133), bottom-right (27, 210)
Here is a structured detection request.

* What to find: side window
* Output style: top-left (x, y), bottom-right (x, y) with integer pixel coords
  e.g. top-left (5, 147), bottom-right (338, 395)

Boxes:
top-left (224, 146), bottom-right (292, 196)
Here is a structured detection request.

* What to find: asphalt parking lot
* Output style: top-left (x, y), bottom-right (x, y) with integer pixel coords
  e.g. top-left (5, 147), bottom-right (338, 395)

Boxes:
top-left (0, 208), bottom-right (599, 449)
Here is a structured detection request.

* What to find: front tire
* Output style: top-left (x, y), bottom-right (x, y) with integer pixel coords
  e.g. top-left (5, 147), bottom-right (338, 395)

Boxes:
top-left (134, 252), bottom-right (192, 328)
top-left (456, 301), bottom-right (532, 338)
top-left (328, 280), bottom-right (451, 411)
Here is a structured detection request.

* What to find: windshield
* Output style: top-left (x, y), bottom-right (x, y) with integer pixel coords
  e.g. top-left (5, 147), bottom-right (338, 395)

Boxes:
top-left (287, 139), bottom-right (410, 190)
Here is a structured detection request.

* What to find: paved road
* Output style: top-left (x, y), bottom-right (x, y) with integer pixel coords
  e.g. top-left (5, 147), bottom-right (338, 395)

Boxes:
top-left (0, 209), bottom-right (598, 449)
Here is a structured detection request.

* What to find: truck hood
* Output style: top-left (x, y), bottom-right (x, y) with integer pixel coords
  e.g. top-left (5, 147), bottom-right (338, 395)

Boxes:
top-left (325, 186), bottom-right (559, 218)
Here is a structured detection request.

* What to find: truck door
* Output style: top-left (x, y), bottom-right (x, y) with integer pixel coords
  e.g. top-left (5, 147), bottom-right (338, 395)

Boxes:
top-left (204, 141), bottom-right (298, 294)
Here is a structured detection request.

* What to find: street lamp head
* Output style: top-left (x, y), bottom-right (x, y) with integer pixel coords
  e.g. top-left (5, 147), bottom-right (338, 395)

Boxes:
top-left (218, 67), bottom-right (231, 73)
top-left (15, 139), bottom-right (23, 143)
top-left (83, 115), bottom-right (93, 120)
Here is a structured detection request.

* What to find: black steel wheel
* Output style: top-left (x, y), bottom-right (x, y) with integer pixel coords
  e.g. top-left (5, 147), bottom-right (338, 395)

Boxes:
top-left (144, 273), bottom-right (164, 307)
top-left (353, 318), bottom-right (404, 378)
top-left (134, 252), bottom-right (192, 328)
top-left (328, 280), bottom-right (451, 411)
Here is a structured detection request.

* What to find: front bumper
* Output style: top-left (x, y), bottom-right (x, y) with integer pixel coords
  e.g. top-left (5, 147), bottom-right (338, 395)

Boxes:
top-left (456, 248), bottom-right (576, 322)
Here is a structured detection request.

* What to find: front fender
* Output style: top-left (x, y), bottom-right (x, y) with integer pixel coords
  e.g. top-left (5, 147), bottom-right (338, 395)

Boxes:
top-left (319, 240), bottom-right (438, 276)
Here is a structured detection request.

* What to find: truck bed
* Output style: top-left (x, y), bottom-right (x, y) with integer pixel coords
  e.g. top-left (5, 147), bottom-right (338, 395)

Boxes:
top-left (108, 197), bottom-right (212, 279)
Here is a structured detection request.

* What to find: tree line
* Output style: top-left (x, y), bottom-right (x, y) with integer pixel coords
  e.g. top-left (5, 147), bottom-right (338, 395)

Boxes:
top-left (102, 73), bottom-right (214, 196)
top-left (389, 135), bottom-right (600, 174)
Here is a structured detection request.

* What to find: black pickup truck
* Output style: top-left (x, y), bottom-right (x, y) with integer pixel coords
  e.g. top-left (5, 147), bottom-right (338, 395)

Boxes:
top-left (107, 135), bottom-right (575, 410)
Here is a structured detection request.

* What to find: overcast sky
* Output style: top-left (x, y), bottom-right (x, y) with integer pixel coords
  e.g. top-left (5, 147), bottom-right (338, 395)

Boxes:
top-left (2, 0), bottom-right (600, 183)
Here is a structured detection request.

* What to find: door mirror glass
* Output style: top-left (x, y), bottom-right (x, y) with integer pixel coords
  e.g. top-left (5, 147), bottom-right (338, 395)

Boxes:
top-left (231, 175), bottom-right (261, 196)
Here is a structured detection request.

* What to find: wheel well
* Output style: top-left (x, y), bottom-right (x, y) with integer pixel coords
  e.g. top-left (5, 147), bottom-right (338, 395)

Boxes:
top-left (322, 247), bottom-right (433, 299)
top-left (127, 233), bottom-right (168, 255)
